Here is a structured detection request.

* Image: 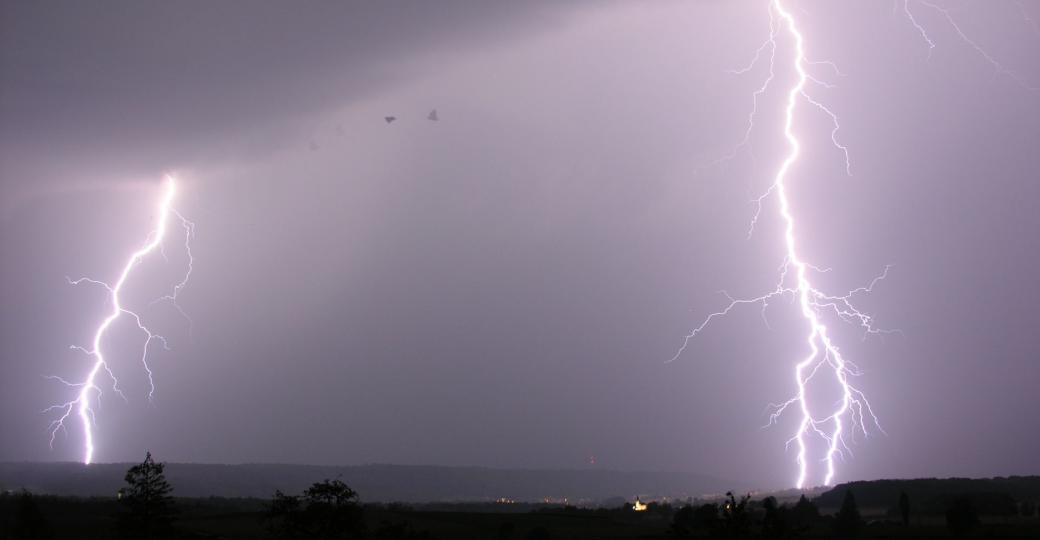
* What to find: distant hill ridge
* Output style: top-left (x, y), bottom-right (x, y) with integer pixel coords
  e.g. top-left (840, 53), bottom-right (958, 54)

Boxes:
top-left (0, 462), bottom-right (737, 502)
top-left (818, 477), bottom-right (1040, 513)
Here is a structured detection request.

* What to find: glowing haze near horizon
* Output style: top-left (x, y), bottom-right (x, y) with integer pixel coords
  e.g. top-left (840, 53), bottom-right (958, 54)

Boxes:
top-left (1, 1), bottom-right (1038, 489)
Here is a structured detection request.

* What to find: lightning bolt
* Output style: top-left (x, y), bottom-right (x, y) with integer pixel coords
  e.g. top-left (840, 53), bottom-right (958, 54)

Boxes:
top-left (904, 0), bottom-right (1037, 91)
top-left (678, 0), bottom-right (1033, 489)
top-left (672, 0), bottom-right (894, 489)
top-left (44, 176), bottom-right (194, 465)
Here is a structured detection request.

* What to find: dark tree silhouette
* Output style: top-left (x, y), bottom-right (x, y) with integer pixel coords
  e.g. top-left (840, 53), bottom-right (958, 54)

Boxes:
top-left (790, 495), bottom-right (819, 531)
top-left (670, 505), bottom-right (695, 538)
top-left (720, 491), bottom-right (751, 537)
top-left (1019, 500), bottom-right (1036, 518)
top-left (692, 502), bottom-right (720, 531)
top-left (761, 496), bottom-right (795, 539)
top-left (267, 489), bottom-right (304, 538)
top-left (833, 490), bottom-right (864, 537)
top-left (946, 497), bottom-right (980, 536)
top-left (118, 451), bottom-right (176, 539)
top-left (265, 478), bottom-right (365, 539)
top-left (898, 490), bottom-right (911, 527)
top-left (671, 503), bottom-right (720, 538)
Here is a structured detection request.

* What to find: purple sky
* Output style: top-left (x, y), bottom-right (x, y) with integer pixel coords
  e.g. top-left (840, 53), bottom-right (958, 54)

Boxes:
top-left (1, 1), bottom-right (1038, 489)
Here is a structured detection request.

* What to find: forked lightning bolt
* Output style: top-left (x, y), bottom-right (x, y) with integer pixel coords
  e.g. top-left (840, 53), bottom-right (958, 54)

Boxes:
top-left (677, 0), bottom-right (1033, 488)
top-left (672, 0), bottom-right (893, 489)
top-left (44, 176), bottom-right (194, 465)
top-left (903, 0), bottom-right (1037, 90)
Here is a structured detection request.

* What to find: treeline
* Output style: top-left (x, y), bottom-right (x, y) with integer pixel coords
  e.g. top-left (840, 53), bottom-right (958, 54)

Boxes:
top-left (4, 456), bottom-right (1040, 539)
top-left (816, 477), bottom-right (1040, 515)
top-left (668, 486), bottom-right (1039, 538)
top-left (0, 461), bottom-right (732, 501)
top-left (0, 453), bottom-right (437, 539)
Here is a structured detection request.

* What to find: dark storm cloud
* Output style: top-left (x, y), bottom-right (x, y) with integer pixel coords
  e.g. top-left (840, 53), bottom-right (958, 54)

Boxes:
top-left (1, 1), bottom-right (1038, 490)
top-left (0, 1), bottom-right (589, 209)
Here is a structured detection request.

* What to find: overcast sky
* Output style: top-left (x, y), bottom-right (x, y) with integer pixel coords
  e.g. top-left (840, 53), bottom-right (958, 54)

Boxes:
top-left (1, 1), bottom-right (1038, 490)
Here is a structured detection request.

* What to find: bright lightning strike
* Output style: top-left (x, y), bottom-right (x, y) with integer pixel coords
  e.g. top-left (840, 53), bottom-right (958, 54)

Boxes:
top-left (672, 0), bottom-right (896, 489)
top-left (45, 176), bottom-right (194, 465)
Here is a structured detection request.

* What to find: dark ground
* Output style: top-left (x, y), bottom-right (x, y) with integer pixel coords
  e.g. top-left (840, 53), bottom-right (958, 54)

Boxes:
top-left (3, 476), bottom-right (1040, 538)
top-left (3, 494), bottom-right (1040, 539)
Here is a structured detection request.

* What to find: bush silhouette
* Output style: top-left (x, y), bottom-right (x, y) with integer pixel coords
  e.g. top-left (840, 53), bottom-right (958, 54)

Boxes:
top-left (265, 478), bottom-right (365, 539)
